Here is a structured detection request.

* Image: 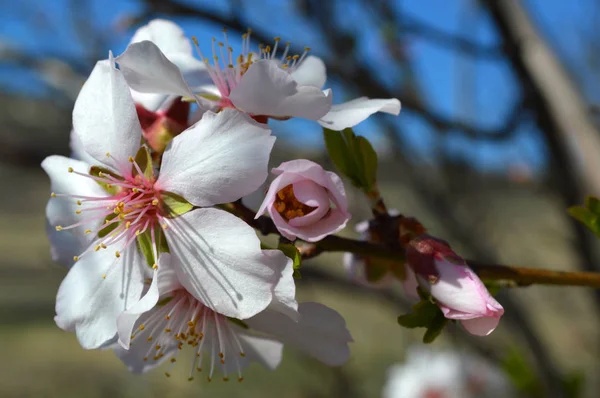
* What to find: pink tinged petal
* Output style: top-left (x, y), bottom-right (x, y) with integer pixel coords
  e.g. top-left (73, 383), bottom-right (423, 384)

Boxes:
top-left (116, 41), bottom-right (196, 101)
top-left (256, 172), bottom-right (304, 218)
top-left (461, 315), bottom-right (502, 336)
top-left (269, 206), bottom-right (350, 242)
top-left (54, 247), bottom-right (146, 349)
top-left (229, 60), bottom-right (332, 119)
top-left (290, 55), bottom-right (327, 88)
top-left (287, 180), bottom-right (330, 227)
top-left (72, 57), bottom-right (142, 174)
top-left (266, 250), bottom-right (299, 321)
top-left (428, 259), bottom-right (492, 316)
top-left (246, 302), bottom-right (353, 367)
top-left (163, 208), bottom-right (285, 319)
top-left (156, 109), bottom-right (275, 207)
top-left (42, 155), bottom-right (109, 238)
top-left (318, 97), bottom-right (401, 131)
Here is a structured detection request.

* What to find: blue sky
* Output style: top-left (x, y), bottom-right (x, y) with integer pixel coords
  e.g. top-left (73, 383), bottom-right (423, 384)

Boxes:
top-left (1, 0), bottom-right (597, 173)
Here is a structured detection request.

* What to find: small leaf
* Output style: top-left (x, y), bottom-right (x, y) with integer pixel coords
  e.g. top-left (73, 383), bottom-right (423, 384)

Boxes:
top-left (278, 243), bottom-right (302, 279)
top-left (568, 206), bottom-right (600, 237)
top-left (323, 128), bottom-right (358, 184)
top-left (160, 191), bottom-right (193, 217)
top-left (422, 314), bottom-right (448, 344)
top-left (397, 300), bottom-right (440, 328)
top-left (356, 136), bottom-right (378, 191)
top-left (132, 145), bottom-right (154, 181)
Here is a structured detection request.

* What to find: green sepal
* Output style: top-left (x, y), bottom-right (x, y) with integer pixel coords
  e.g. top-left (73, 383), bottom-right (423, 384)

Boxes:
top-left (136, 224), bottom-right (170, 267)
top-left (157, 296), bottom-right (174, 306)
top-left (132, 145), bottom-right (154, 181)
top-left (160, 191), bottom-right (193, 218)
top-left (323, 127), bottom-right (379, 193)
top-left (227, 317), bottom-right (249, 329)
top-left (422, 314), bottom-right (449, 344)
top-left (89, 165), bottom-right (122, 195)
top-left (98, 213), bottom-right (119, 238)
top-left (278, 243), bottom-right (302, 279)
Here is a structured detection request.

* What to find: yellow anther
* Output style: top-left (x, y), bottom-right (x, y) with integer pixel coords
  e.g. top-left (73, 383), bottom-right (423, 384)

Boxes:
top-left (105, 152), bottom-right (110, 157)
top-left (196, 367), bottom-right (202, 372)
top-left (228, 64), bottom-right (234, 68)
top-left (102, 273), bottom-right (107, 279)
top-left (151, 199), bottom-right (159, 206)
top-left (223, 377), bottom-right (229, 382)
top-left (100, 243), bottom-right (107, 249)
top-left (128, 156), bottom-right (134, 163)
top-left (106, 184), bottom-right (113, 189)
top-left (94, 245), bottom-right (101, 252)
top-left (165, 315), bottom-right (171, 320)
top-left (207, 377), bottom-right (212, 382)
top-left (191, 36), bottom-right (198, 45)
top-left (135, 230), bottom-right (141, 236)
top-left (247, 28), bottom-right (252, 34)
top-left (293, 54), bottom-right (300, 60)
top-left (219, 352), bottom-right (224, 358)
top-left (305, 46), bottom-right (311, 51)
top-left (139, 324), bottom-right (145, 331)
top-left (50, 192), bottom-right (57, 197)
top-left (152, 264), bottom-right (158, 270)
top-left (147, 336), bottom-right (152, 341)
top-left (258, 43), bottom-right (264, 49)
top-left (238, 377), bottom-right (244, 382)
top-left (274, 36), bottom-right (281, 41)
top-left (55, 226), bottom-right (63, 231)
top-left (218, 41), bottom-right (224, 47)
top-left (187, 321), bottom-right (195, 327)
top-left (143, 357), bottom-right (148, 361)
top-left (165, 372), bottom-right (171, 378)
top-left (242, 33), bottom-right (248, 40)
top-left (67, 167), bottom-right (74, 173)
top-left (170, 358), bottom-right (176, 363)
top-left (98, 172), bottom-right (104, 177)
top-left (240, 352), bottom-right (246, 357)
top-left (76, 200), bottom-right (82, 205)
top-left (84, 229), bottom-right (92, 234)
top-left (132, 188), bottom-right (139, 193)
top-left (125, 222), bottom-right (131, 229)
top-left (222, 27), bottom-right (227, 32)
top-left (162, 223), bottom-right (168, 230)
top-left (115, 251), bottom-right (120, 258)
top-left (165, 328), bottom-right (172, 333)
top-left (155, 345), bottom-right (161, 350)
top-left (73, 255), bottom-right (79, 262)
top-left (265, 45), bottom-right (271, 53)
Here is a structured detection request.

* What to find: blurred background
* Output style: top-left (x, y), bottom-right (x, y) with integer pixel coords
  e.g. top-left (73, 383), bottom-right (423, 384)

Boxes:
top-left (1, 0), bottom-right (599, 397)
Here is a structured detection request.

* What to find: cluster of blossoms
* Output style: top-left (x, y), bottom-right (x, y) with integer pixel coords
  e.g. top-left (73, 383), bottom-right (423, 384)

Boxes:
top-left (43, 19), bottom-right (502, 382)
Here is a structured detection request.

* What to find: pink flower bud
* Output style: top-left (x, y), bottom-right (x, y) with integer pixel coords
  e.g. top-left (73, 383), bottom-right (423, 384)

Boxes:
top-left (256, 159), bottom-right (351, 242)
top-left (136, 98), bottom-right (190, 153)
top-left (407, 235), bottom-right (504, 336)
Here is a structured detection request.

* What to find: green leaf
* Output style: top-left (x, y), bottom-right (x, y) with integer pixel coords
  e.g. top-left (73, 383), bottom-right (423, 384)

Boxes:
top-left (323, 127), bottom-right (379, 192)
top-left (160, 191), bottom-right (193, 217)
top-left (278, 243), bottom-right (302, 279)
top-left (397, 300), bottom-right (440, 328)
top-left (89, 165), bottom-right (122, 195)
top-left (227, 317), bottom-right (249, 329)
top-left (422, 313), bottom-right (448, 344)
top-left (501, 347), bottom-right (544, 397)
top-left (132, 145), bottom-right (154, 181)
top-left (568, 206), bottom-right (600, 237)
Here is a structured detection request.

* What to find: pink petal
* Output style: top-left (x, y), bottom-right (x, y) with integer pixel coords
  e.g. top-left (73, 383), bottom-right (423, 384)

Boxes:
top-left (461, 316), bottom-right (502, 336)
top-left (287, 180), bottom-right (330, 227)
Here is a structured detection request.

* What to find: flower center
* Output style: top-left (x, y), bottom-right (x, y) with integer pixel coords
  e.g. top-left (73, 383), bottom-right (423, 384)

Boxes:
top-left (273, 184), bottom-right (316, 221)
top-left (52, 154), bottom-right (166, 271)
top-left (130, 290), bottom-right (247, 382)
top-left (191, 28), bottom-right (310, 102)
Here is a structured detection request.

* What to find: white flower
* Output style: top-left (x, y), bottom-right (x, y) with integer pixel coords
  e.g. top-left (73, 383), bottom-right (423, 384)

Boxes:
top-left (382, 347), bottom-right (514, 398)
top-left (43, 55), bottom-right (284, 349)
top-left (115, 21), bottom-right (400, 129)
top-left (115, 253), bottom-right (353, 381)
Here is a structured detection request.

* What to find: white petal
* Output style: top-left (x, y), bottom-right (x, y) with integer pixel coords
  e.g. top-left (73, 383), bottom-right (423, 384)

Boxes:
top-left (163, 208), bottom-right (285, 319)
top-left (229, 60), bottom-right (332, 119)
top-left (156, 109), bottom-right (275, 207)
top-left (129, 19), bottom-right (193, 55)
top-left (318, 97), bottom-right (401, 130)
top-left (237, 334), bottom-right (283, 371)
top-left (72, 57), bottom-right (142, 173)
top-left (55, 247), bottom-right (146, 349)
top-left (69, 129), bottom-right (98, 166)
top-left (266, 250), bottom-right (299, 321)
top-left (461, 316), bottom-right (501, 336)
top-left (42, 155), bottom-right (109, 238)
top-left (116, 41), bottom-right (195, 101)
top-left (45, 221), bottom-right (86, 268)
top-left (291, 55), bottom-right (327, 88)
top-left (246, 302), bottom-right (352, 366)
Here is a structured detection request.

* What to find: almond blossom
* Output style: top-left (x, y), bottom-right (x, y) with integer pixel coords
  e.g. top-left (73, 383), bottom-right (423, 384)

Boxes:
top-left (115, 20), bottom-right (400, 129)
top-left (115, 253), bottom-right (353, 381)
top-left (256, 159), bottom-right (351, 242)
top-left (406, 235), bottom-right (504, 336)
top-left (43, 56), bottom-right (284, 349)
